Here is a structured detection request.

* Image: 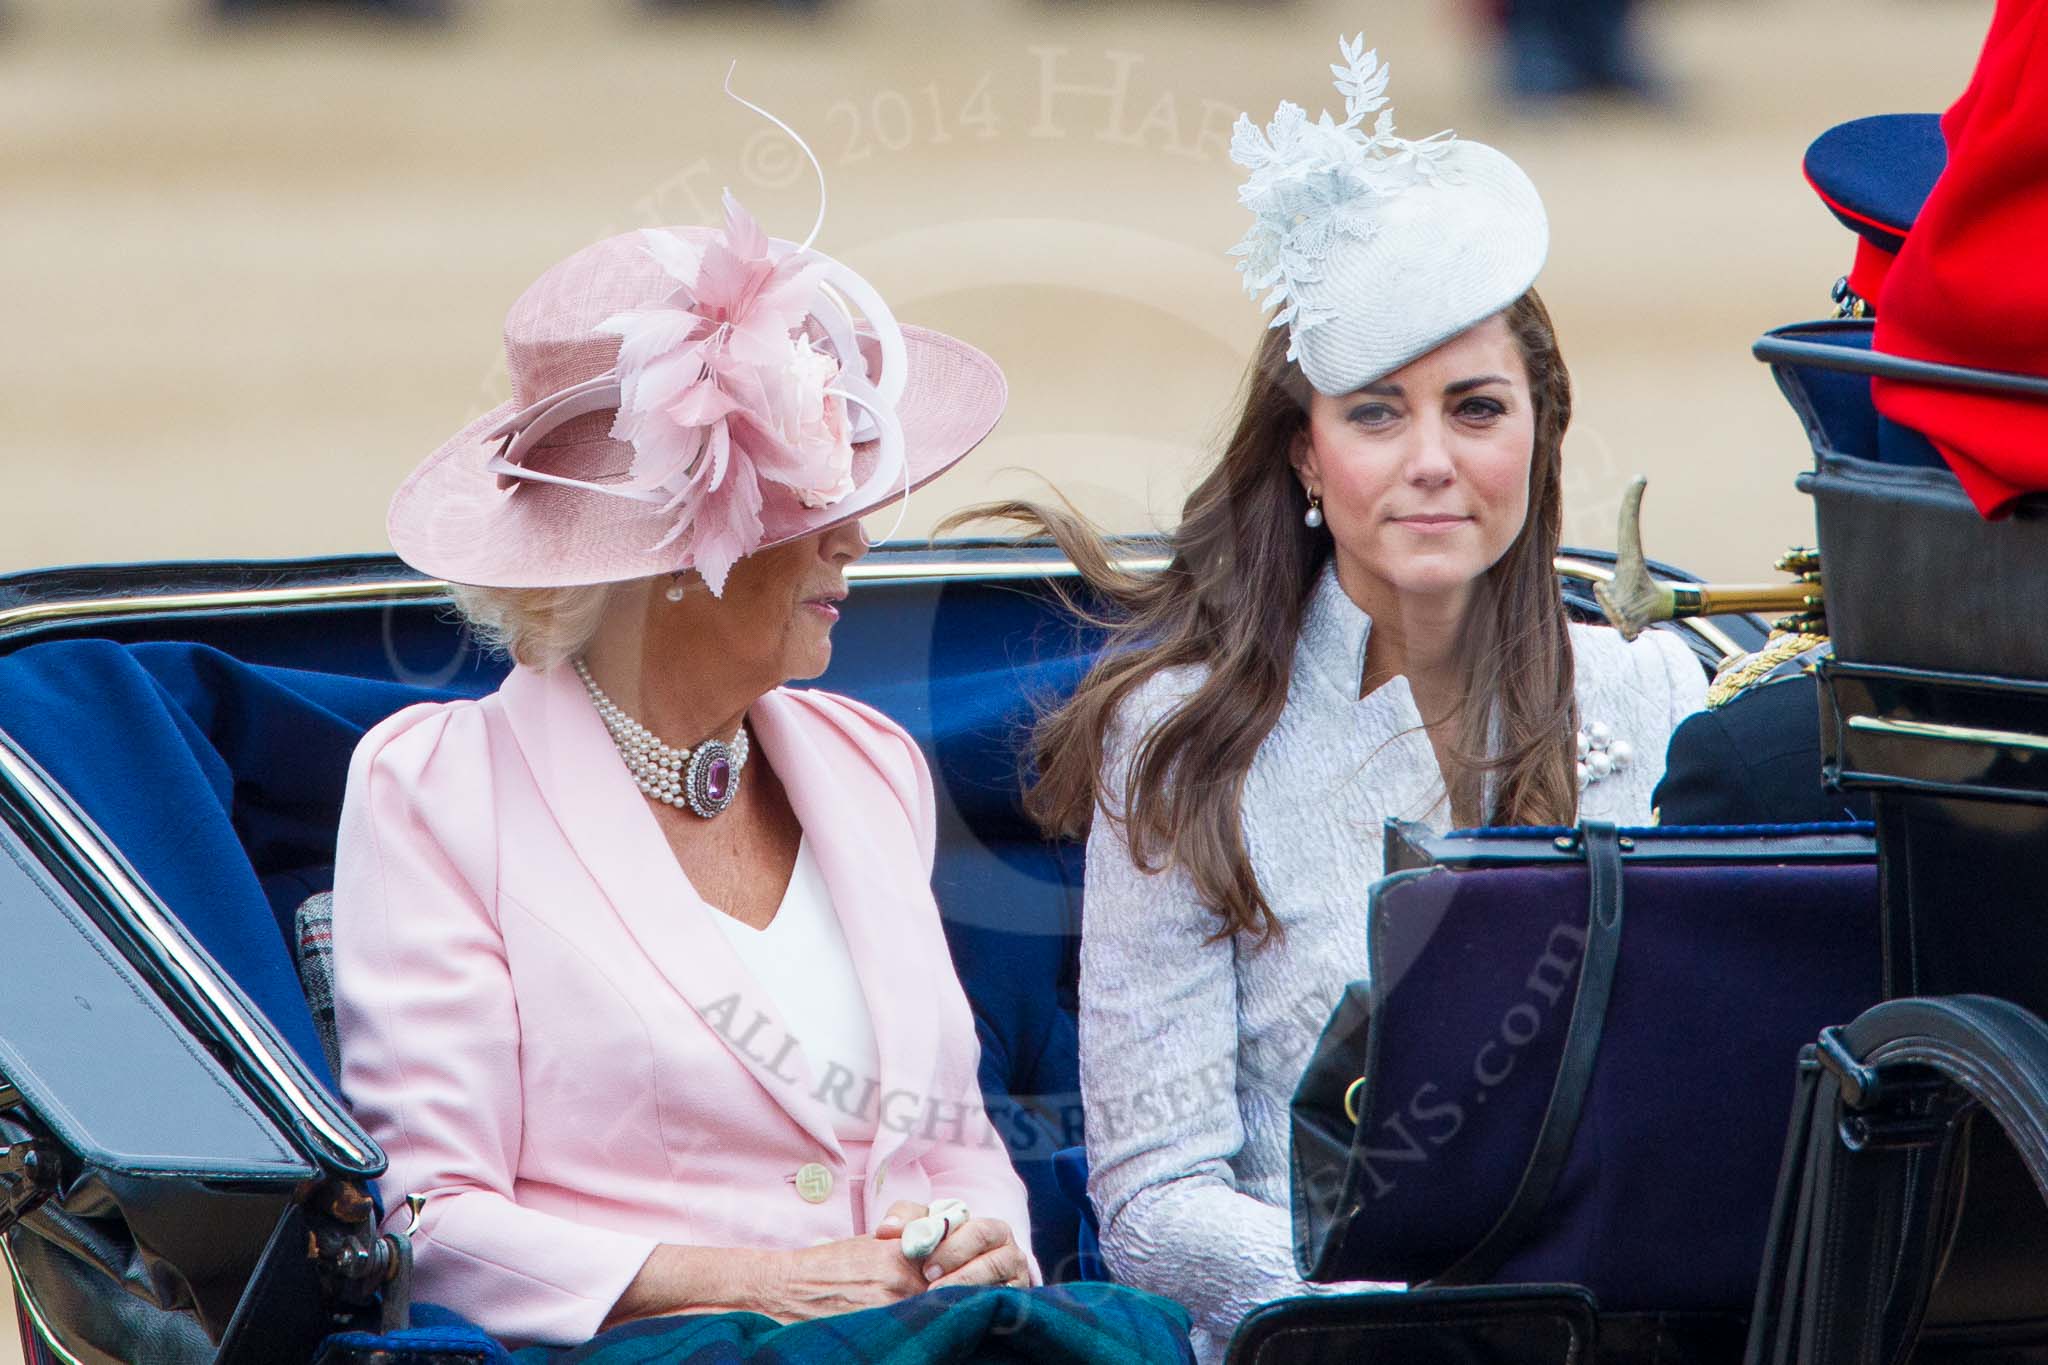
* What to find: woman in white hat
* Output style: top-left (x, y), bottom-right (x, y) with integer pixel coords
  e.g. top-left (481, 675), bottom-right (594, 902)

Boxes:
top-left (964, 37), bottom-right (1707, 1360)
top-left (329, 177), bottom-right (1061, 1347)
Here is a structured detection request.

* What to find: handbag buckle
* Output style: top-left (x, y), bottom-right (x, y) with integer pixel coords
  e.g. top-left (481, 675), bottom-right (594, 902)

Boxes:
top-left (1550, 832), bottom-right (1636, 854)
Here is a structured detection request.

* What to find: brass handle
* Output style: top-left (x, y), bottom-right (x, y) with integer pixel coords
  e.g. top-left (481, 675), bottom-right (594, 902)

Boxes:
top-left (1846, 714), bottom-right (2048, 755)
top-left (1675, 583), bottom-right (1827, 619)
top-left (1344, 1077), bottom-right (1367, 1126)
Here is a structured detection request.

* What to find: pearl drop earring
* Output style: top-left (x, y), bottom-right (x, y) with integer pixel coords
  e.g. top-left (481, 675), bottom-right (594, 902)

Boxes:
top-left (1304, 491), bottom-right (1325, 530)
top-left (664, 576), bottom-right (687, 603)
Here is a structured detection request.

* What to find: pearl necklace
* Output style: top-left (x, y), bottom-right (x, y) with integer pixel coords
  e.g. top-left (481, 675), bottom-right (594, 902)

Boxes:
top-left (573, 657), bottom-right (749, 819)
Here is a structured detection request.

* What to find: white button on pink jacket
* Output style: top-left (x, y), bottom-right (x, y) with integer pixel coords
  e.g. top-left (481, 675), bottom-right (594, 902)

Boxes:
top-left (331, 661), bottom-right (1036, 1347)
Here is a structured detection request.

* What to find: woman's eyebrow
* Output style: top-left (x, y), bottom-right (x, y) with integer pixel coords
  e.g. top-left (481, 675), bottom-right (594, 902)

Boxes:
top-left (1445, 374), bottom-right (1512, 394)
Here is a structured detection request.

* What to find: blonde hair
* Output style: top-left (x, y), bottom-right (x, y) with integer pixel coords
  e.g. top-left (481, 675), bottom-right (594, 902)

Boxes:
top-left (446, 582), bottom-right (618, 673)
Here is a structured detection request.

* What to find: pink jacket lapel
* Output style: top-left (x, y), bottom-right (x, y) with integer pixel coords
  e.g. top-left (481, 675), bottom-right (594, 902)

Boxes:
top-left (495, 663), bottom-right (850, 1162)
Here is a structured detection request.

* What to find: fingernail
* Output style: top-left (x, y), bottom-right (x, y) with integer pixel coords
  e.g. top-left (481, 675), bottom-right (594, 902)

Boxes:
top-left (878, 1217), bottom-right (902, 1232)
top-left (924, 1264), bottom-right (942, 1282)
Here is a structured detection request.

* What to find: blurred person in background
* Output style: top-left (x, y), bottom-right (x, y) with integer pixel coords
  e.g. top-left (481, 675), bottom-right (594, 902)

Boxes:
top-left (214, 0), bottom-right (450, 23)
top-left (1492, 0), bottom-right (1668, 103)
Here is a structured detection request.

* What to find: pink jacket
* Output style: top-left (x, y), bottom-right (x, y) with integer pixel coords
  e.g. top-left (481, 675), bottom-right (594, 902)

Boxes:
top-left (331, 660), bottom-right (1036, 1346)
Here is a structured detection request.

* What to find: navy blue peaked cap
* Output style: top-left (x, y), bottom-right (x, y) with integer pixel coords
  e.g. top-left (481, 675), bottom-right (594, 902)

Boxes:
top-left (1803, 113), bottom-right (1945, 256)
top-left (1760, 115), bottom-right (1950, 471)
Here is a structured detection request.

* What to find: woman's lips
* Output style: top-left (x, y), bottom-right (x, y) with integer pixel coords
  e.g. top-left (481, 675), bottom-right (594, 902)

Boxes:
top-left (804, 598), bottom-right (843, 620)
top-left (1392, 514), bottom-right (1472, 535)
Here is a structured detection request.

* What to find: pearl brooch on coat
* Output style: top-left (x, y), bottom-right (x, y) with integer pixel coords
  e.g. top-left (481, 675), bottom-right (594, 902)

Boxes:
top-left (1576, 721), bottom-right (1632, 791)
top-left (573, 657), bottom-right (749, 819)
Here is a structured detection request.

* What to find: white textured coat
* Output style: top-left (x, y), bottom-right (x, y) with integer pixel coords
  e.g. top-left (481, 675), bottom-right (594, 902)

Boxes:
top-left (1079, 563), bottom-right (1707, 1362)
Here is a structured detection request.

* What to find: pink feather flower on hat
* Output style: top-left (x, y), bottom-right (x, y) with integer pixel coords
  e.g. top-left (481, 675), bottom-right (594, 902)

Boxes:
top-left (596, 191), bottom-right (858, 596)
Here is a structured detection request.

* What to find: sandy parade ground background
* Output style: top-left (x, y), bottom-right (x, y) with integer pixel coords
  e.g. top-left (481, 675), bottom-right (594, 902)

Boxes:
top-left (0, 0), bottom-right (1999, 1356)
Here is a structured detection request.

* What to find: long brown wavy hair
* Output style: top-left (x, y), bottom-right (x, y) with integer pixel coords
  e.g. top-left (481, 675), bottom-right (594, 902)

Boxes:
top-left (955, 290), bottom-right (1579, 944)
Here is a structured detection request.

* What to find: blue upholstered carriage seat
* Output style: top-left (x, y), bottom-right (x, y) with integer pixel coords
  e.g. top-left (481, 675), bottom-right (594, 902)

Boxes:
top-left (0, 624), bottom-right (1092, 1277)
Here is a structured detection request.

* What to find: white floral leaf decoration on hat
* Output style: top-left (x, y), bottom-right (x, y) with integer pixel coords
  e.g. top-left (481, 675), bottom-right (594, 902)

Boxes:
top-left (1229, 34), bottom-right (1460, 360)
top-left (1330, 33), bottom-right (1389, 124)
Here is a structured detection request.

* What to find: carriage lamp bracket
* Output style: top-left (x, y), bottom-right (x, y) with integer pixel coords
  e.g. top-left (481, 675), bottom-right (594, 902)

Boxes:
top-left (305, 1180), bottom-right (415, 1334)
top-left (0, 1136), bottom-right (55, 1236)
top-left (0, 1080), bottom-right (57, 1237)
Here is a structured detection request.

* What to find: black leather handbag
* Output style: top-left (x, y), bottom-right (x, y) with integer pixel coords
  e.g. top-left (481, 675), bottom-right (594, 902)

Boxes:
top-left (1291, 819), bottom-right (1879, 1345)
top-left (1225, 1284), bottom-right (1598, 1365)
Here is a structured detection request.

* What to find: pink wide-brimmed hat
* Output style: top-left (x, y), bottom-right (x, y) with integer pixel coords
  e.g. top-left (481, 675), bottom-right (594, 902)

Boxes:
top-left (388, 194), bottom-right (1006, 592)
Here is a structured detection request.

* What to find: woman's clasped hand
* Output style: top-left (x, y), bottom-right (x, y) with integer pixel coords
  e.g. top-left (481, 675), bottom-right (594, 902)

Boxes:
top-left (873, 1201), bottom-right (1033, 1291)
top-left (607, 1203), bottom-right (1030, 1327)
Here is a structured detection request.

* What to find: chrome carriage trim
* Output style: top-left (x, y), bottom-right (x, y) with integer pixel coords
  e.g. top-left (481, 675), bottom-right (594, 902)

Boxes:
top-left (0, 558), bottom-right (1133, 635)
top-left (0, 563), bottom-right (1075, 635)
top-left (1846, 714), bottom-right (2048, 755)
top-left (0, 577), bottom-right (450, 634)
top-left (2, 1235), bottom-right (87, 1365)
top-left (0, 553), bottom-right (1742, 656)
top-left (0, 743), bottom-right (369, 1168)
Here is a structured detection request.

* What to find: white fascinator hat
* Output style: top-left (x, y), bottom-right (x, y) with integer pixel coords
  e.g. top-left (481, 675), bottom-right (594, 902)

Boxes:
top-left (1230, 35), bottom-right (1549, 396)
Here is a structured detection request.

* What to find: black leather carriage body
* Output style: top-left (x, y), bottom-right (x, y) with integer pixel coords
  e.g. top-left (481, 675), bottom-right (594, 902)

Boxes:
top-left (0, 731), bottom-right (385, 1365)
top-left (1803, 454), bottom-right (2048, 1017)
top-left (1745, 331), bottom-right (2048, 1360)
top-left (1291, 819), bottom-right (1880, 1335)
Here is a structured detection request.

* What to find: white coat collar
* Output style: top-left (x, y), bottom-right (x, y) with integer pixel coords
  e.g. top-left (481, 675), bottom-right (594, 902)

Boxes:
top-left (1295, 559), bottom-right (1376, 701)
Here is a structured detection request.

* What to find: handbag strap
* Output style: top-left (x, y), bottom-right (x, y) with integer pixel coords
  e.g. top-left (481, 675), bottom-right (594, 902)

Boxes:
top-left (1434, 820), bottom-right (1626, 1286)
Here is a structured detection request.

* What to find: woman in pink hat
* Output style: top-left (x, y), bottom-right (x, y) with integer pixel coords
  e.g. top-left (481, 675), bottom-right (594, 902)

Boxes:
top-left (328, 179), bottom-right (1065, 1349)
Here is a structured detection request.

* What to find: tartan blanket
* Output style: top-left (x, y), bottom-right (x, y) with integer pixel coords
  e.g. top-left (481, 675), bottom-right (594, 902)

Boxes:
top-left (316, 1285), bottom-right (1193, 1365)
